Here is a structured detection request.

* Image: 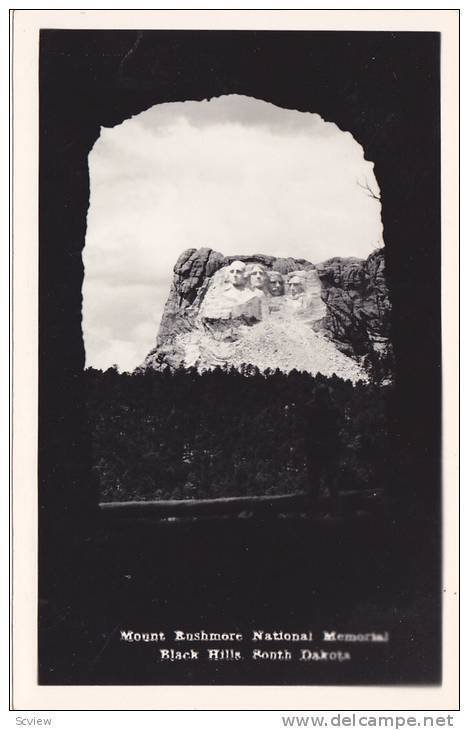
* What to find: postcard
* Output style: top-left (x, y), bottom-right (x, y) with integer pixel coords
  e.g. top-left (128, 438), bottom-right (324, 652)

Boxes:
top-left (11, 9), bottom-right (459, 711)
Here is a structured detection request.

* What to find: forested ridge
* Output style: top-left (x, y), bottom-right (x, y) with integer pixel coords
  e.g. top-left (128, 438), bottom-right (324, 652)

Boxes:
top-left (85, 366), bottom-right (395, 503)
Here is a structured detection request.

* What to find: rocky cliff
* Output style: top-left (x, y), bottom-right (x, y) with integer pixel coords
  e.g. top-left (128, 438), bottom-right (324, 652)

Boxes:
top-left (141, 247), bottom-right (392, 381)
top-left (316, 249), bottom-right (392, 358)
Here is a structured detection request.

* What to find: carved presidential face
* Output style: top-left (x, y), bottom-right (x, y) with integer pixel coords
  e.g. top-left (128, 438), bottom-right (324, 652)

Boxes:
top-left (249, 265), bottom-right (267, 290)
top-left (268, 272), bottom-right (284, 297)
top-left (288, 276), bottom-right (305, 299)
top-left (227, 261), bottom-right (246, 288)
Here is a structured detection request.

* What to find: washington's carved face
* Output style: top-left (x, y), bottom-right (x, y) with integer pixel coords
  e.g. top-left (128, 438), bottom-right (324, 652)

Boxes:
top-left (288, 276), bottom-right (305, 299)
top-left (249, 265), bottom-right (267, 290)
top-left (268, 272), bottom-right (284, 297)
top-left (228, 261), bottom-right (246, 288)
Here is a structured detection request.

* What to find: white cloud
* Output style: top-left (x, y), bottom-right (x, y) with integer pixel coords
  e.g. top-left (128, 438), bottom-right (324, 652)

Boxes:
top-left (83, 94), bottom-right (383, 371)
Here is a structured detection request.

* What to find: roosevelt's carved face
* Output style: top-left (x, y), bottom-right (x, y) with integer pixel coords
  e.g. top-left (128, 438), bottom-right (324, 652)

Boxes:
top-left (268, 273), bottom-right (284, 297)
top-left (228, 261), bottom-right (246, 288)
top-left (249, 265), bottom-right (267, 290)
top-left (288, 276), bottom-right (305, 299)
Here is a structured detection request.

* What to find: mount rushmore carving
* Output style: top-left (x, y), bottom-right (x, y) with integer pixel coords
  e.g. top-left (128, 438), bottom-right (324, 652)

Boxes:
top-left (199, 260), bottom-right (326, 324)
top-left (141, 248), bottom-right (392, 381)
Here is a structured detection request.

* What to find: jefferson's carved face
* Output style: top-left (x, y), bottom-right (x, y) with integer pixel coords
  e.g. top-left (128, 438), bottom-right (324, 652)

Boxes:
top-left (249, 265), bottom-right (267, 290)
top-left (228, 261), bottom-right (246, 288)
top-left (268, 272), bottom-right (284, 297)
top-left (288, 276), bottom-right (304, 299)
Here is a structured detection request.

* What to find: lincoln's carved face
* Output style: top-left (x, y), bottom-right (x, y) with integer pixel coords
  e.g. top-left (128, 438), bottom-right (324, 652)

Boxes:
top-left (288, 276), bottom-right (305, 299)
top-left (268, 272), bottom-right (284, 297)
top-left (249, 264), bottom-right (267, 290)
top-left (228, 261), bottom-right (246, 288)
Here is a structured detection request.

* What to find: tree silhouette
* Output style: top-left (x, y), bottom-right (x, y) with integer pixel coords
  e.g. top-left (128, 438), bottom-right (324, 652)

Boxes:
top-left (85, 366), bottom-right (394, 503)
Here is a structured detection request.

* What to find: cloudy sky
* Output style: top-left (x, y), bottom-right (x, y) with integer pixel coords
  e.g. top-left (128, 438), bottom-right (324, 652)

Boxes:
top-left (83, 94), bottom-right (383, 372)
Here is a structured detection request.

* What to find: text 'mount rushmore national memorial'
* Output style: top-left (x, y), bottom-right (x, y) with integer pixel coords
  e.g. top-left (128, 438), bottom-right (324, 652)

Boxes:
top-left (141, 247), bottom-right (392, 381)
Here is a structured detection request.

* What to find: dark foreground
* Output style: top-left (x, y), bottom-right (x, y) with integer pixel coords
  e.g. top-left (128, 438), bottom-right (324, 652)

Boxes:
top-left (38, 507), bottom-right (440, 686)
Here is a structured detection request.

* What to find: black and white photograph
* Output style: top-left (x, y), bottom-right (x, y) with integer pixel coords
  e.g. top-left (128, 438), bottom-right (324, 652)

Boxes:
top-left (11, 9), bottom-right (459, 710)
